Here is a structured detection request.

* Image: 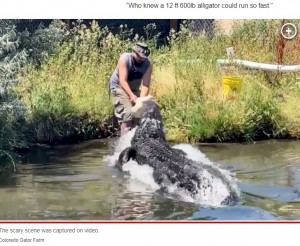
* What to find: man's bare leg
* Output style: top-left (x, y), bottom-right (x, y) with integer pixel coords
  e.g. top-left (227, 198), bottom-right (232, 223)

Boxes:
top-left (120, 121), bottom-right (132, 135)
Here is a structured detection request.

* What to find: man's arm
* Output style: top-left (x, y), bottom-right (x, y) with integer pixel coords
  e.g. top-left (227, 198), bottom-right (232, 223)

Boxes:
top-left (140, 63), bottom-right (152, 97)
top-left (118, 57), bottom-right (137, 102)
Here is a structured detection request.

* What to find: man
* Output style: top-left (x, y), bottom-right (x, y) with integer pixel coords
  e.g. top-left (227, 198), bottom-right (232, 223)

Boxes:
top-left (109, 42), bottom-right (152, 135)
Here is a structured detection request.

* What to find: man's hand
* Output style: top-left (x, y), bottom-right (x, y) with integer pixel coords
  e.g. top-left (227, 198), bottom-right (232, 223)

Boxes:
top-left (130, 94), bottom-right (138, 103)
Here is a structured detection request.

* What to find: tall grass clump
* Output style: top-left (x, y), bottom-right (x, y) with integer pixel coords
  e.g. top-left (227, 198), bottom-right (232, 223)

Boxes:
top-left (151, 20), bottom-right (300, 142)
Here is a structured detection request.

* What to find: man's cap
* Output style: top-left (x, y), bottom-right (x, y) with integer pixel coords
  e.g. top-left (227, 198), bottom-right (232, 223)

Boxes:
top-left (132, 42), bottom-right (150, 58)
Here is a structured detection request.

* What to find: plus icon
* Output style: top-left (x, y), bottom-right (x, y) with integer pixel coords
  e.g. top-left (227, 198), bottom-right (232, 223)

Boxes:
top-left (285, 27), bottom-right (293, 37)
top-left (281, 23), bottom-right (297, 40)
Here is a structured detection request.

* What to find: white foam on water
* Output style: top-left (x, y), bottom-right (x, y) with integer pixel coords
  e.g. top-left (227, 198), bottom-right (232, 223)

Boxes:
top-left (122, 160), bottom-right (160, 191)
top-left (172, 143), bottom-right (239, 206)
top-left (104, 127), bottom-right (160, 192)
top-left (172, 143), bottom-right (214, 164)
top-left (104, 131), bottom-right (239, 207)
top-left (104, 127), bottom-right (137, 167)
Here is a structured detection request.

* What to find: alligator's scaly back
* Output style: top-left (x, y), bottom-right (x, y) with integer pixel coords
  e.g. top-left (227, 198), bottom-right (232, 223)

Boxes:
top-left (116, 96), bottom-right (240, 206)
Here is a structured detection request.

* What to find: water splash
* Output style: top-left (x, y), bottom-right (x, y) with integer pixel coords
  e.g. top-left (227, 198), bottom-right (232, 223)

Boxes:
top-left (104, 127), bottom-right (137, 166)
top-left (104, 128), bottom-right (160, 191)
top-left (173, 143), bottom-right (214, 164)
top-left (104, 129), bottom-right (239, 207)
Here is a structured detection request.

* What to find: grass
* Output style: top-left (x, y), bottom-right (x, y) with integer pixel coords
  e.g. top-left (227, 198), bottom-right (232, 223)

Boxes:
top-left (15, 19), bottom-right (300, 145)
top-left (16, 22), bottom-right (121, 143)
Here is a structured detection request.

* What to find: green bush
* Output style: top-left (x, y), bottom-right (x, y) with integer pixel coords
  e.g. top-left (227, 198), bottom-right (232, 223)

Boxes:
top-left (12, 19), bottom-right (300, 147)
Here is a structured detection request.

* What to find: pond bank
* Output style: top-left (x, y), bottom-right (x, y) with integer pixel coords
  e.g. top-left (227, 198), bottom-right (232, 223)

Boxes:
top-left (1, 112), bottom-right (298, 175)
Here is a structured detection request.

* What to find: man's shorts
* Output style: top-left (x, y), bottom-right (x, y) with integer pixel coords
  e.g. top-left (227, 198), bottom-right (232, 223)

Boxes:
top-left (110, 87), bottom-right (140, 123)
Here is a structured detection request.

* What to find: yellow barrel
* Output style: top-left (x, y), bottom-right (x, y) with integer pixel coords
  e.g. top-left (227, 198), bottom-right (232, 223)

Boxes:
top-left (222, 76), bottom-right (243, 97)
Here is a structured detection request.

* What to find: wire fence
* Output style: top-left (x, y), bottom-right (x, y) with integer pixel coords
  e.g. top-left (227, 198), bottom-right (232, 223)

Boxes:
top-left (96, 19), bottom-right (216, 39)
top-left (14, 19), bottom-right (217, 41)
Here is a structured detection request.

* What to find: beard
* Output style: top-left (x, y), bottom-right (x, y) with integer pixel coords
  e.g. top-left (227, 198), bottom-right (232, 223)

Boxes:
top-left (132, 55), bottom-right (145, 67)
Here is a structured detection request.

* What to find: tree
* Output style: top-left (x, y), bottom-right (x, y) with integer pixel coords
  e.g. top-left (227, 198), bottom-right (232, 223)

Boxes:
top-left (0, 19), bottom-right (67, 172)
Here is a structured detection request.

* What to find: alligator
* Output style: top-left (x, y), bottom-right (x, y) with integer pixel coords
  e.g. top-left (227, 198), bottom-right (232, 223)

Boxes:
top-left (115, 96), bottom-right (240, 205)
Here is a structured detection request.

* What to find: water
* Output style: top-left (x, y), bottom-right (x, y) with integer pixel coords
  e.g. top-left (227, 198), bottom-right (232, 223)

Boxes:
top-left (106, 131), bottom-right (239, 207)
top-left (0, 129), bottom-right (299, 220)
